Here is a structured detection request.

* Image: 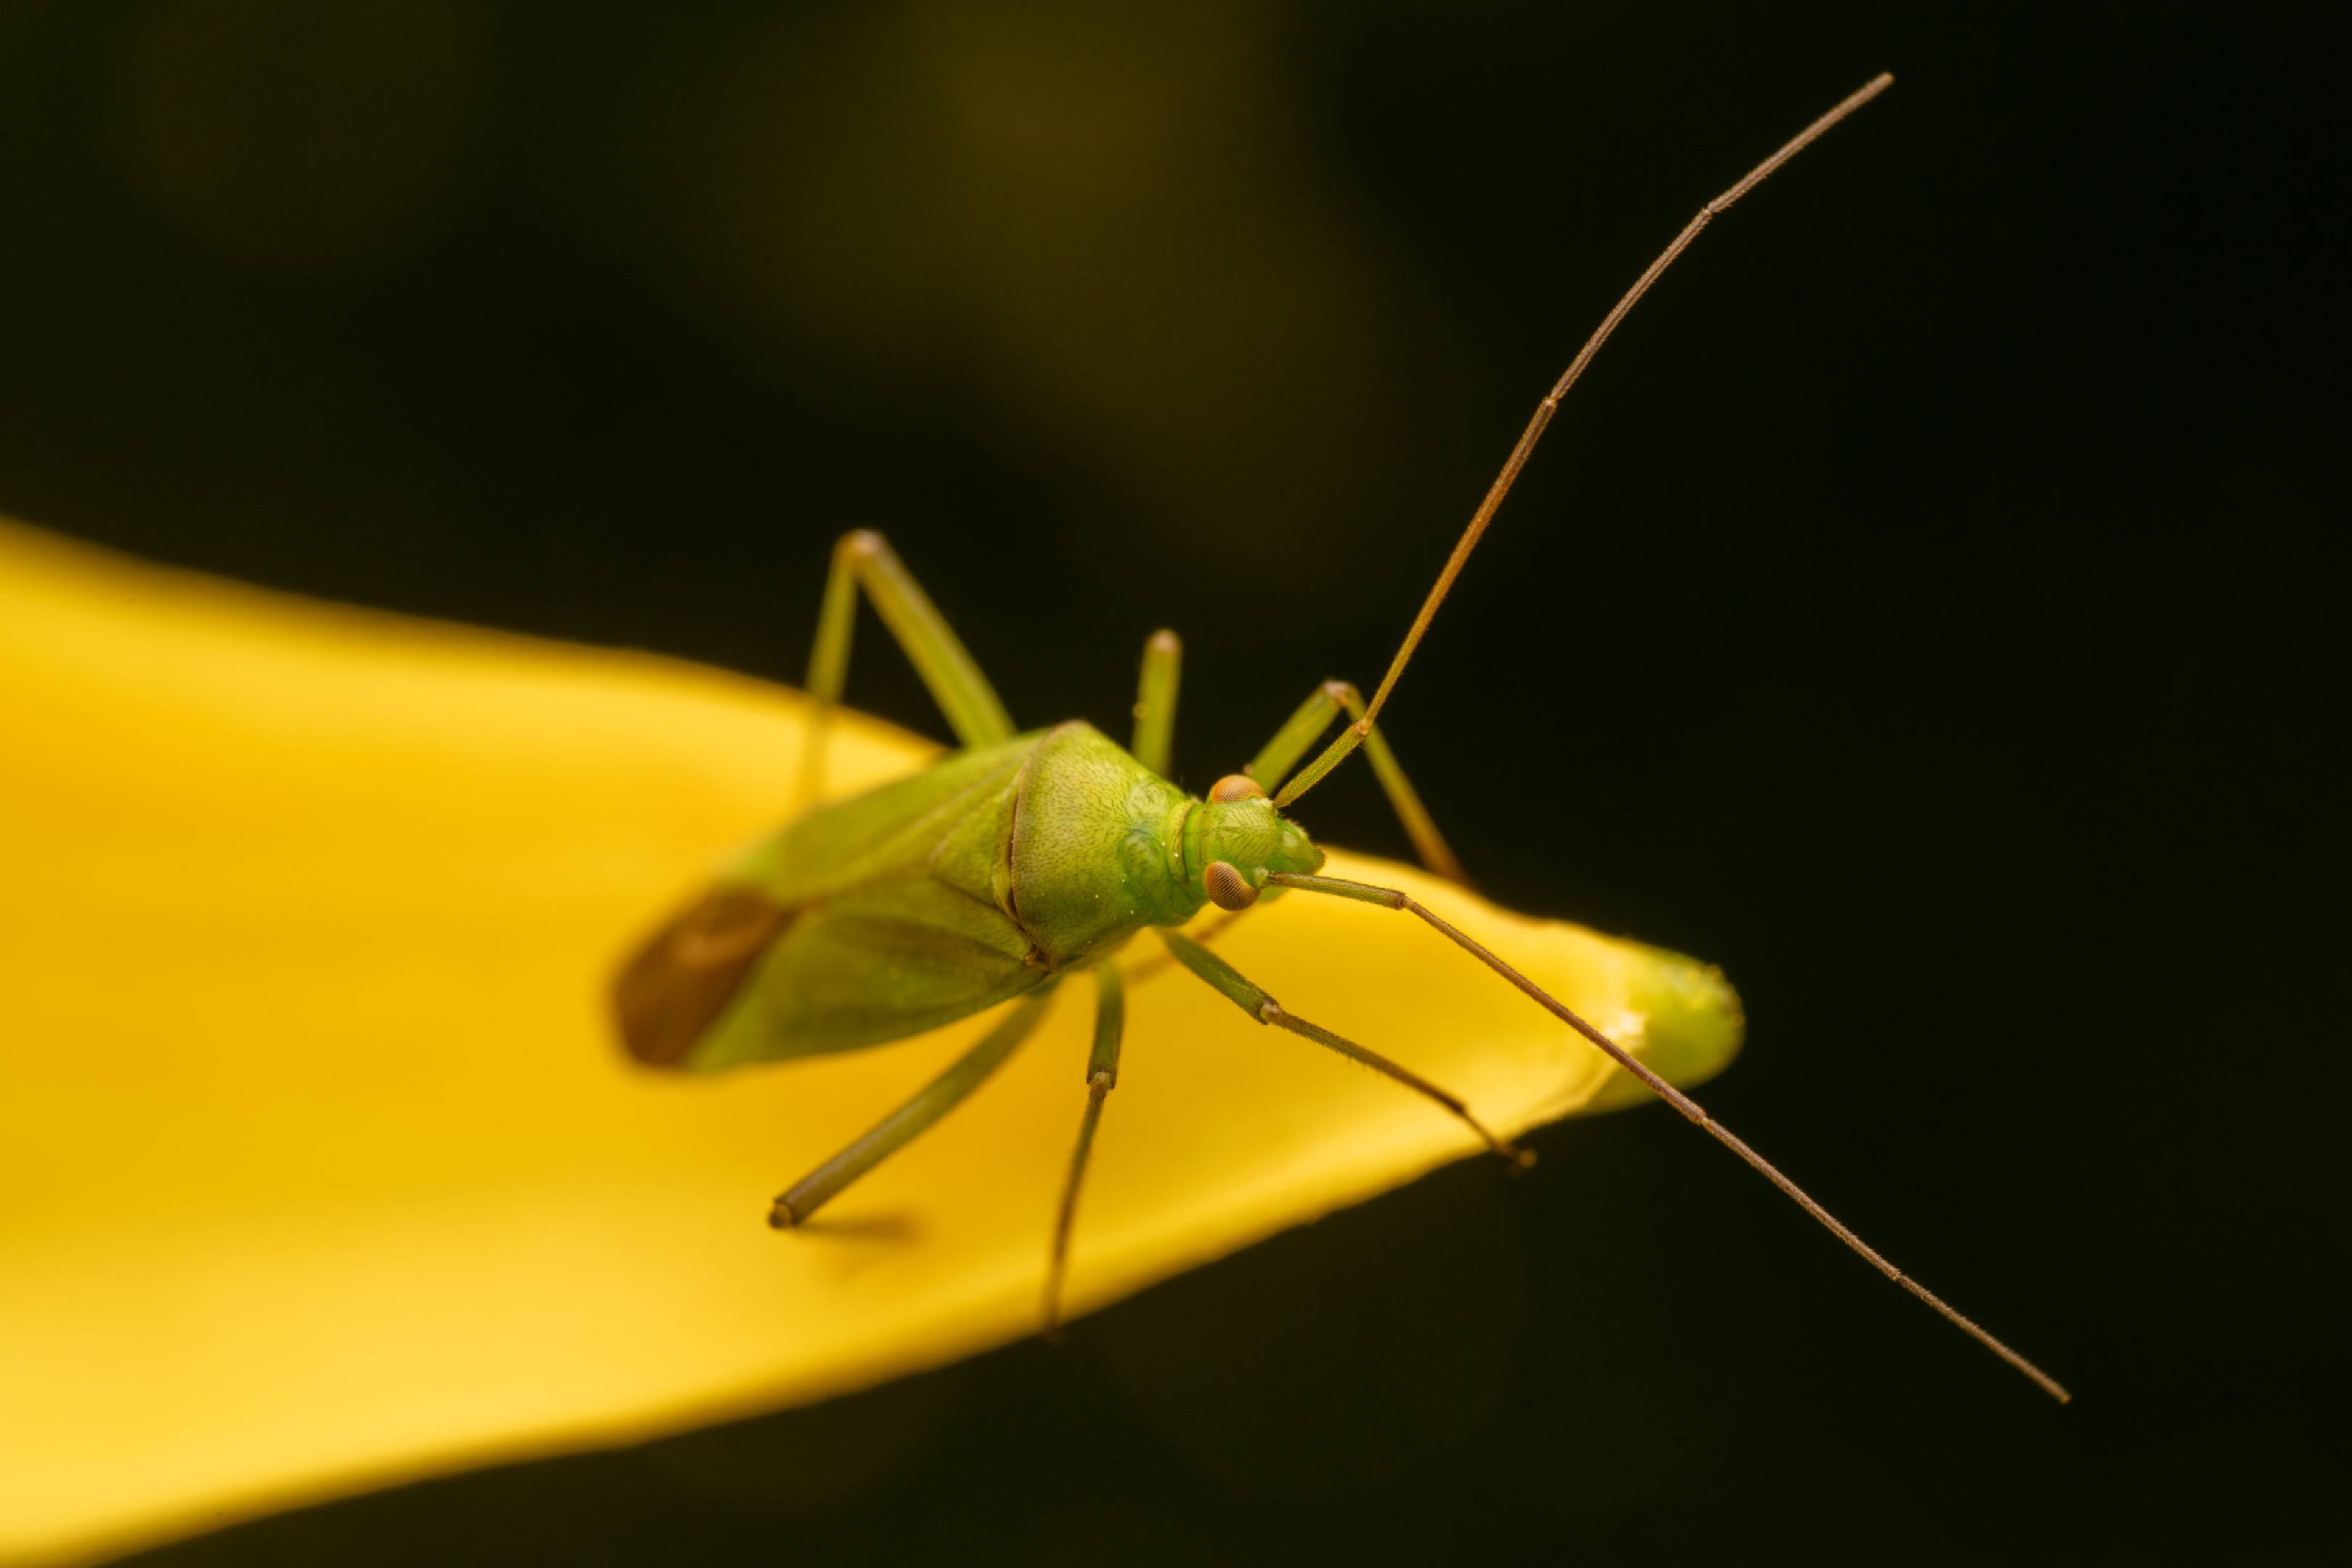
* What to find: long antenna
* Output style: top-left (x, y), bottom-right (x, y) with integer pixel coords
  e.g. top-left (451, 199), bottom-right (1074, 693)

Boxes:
top-left (1267, 870), bottom-right (2071, 1403)
top-left (1275, 72), bottom-right (1895, 809)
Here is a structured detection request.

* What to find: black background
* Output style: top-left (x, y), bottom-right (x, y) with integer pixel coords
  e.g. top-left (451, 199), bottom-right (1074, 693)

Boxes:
top-left (5, 1), bottom-right (2347, 1563)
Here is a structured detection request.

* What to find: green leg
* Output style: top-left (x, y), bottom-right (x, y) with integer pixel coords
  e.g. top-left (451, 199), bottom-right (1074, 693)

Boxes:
top-left (1243, 680), bottom-right (1464, 883)
top-left (1118, 896), bottom-right (1273, 987)
top-left (1040, 964), bottom-right (1127, 1336)
top-left (1157, 931), bottom-right (1531, 1167)
top-left (797, 530), bottom-right (1018, 806)
top-left (769, 989), bottom-right (1054, 1227)
top-left (1130, 629), bottom-right (1182, 778)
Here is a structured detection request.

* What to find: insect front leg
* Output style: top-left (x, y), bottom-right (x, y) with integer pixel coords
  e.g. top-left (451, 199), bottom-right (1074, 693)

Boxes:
top-left (768, 989), bottom-right (1053, 1228)
top-left (1241, 680), bottom-right (1463, 883)
top-left (1156, 931), bottom-right (1530, 1169)
top-left (1040, 964), bottom-right (1126, 1337)
top-left (796, 529), bottom-right (1018, 807)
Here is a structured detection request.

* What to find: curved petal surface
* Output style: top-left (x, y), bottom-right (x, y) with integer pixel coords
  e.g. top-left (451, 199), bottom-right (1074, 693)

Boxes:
top-left (0, 520), bottom-right (1739, 1564)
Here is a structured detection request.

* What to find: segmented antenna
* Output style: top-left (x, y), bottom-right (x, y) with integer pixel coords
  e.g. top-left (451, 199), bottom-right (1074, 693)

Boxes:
top-left (1275, 73), bottom-right (1896, 808)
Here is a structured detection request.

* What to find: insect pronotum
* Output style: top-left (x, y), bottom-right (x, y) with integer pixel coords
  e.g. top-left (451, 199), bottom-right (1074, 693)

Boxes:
top-left (613, 72), bottom-right (2072, 1403)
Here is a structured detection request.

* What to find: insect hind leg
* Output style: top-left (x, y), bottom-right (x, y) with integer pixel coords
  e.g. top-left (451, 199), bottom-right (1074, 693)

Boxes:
top-left (769, 989), bottom-right (1053, 1227)
top-left (797, 530), bottom-right (1017, 807)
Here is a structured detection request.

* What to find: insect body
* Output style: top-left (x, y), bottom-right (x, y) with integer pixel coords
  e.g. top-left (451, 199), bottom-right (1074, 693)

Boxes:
top-left (612, 533), bottom-right (1524, 1279)
top-left (619, 709), bottom-right (1323, 1077)
top-left (613, 75), bottom-right (2071, 1402)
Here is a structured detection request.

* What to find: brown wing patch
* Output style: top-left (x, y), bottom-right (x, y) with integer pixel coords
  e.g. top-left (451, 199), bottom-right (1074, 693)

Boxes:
top-left (611, 886), bottom-right (795, 1068)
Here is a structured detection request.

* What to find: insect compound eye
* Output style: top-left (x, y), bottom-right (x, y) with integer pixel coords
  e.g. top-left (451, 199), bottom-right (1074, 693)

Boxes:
top-left (1202, 859), bottom-right (1259, 911)
top-left (1207, 774), bottom-right (1267, 804)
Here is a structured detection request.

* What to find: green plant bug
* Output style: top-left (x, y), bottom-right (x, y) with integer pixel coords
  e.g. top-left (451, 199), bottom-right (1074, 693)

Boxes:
top-left (611, 73), bottom-right (2070, 1403)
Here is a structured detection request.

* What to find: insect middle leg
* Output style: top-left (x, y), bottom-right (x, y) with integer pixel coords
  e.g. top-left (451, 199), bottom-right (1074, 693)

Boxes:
top-left (1130, 629), bottom-right (1181, 777)
top-left (797, 529), bottom-right (1018, 807)
top-left (1040, 963), bottom-right (1126, 1336)
top-left (769, 988), bottom-right (1055, 1227)
top-left (1156, 930), bottom-right (1531, 1168)
top-left (1243, 680), bottom-right (1464, 882)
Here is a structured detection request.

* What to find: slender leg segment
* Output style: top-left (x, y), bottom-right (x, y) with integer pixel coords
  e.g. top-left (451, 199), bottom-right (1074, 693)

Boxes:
top-left (796, 530), bottom-right (1018, 807)
top-left (1130, 629), bottom-right (1182, 778)
top-left (1041, 965), bottom-right (1127, 1336)
top-left (769, 989), bottom-right (1054, 1227)
top-left (1244, 680), bottom-right (1464, 882)
top-left (1157, 930), bottom-right (1532, 1168)
top-left (1118, 897), bottom-right (1271, 987)
top-left (1263, 871), bottom-right (2073, 1404)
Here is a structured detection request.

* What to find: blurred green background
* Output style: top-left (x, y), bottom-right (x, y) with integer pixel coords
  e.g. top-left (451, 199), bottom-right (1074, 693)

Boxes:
top-left (3, 1), bottom-right (2345, 1562)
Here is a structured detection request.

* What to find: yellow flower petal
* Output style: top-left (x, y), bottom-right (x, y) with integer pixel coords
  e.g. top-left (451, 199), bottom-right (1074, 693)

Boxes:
top-left (0, 518), bottom-right (1739, 1565)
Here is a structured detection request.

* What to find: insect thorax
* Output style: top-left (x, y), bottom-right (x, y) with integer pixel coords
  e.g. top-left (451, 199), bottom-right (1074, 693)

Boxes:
top-left (1009, 723), bottom-right (1323, 969)
top-left (1006, 724), bottom-right (1197, 966)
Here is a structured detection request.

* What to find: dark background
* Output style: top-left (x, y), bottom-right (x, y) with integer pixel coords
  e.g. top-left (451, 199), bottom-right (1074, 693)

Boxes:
top-left (5, 1), bottom-right (2347, 1562)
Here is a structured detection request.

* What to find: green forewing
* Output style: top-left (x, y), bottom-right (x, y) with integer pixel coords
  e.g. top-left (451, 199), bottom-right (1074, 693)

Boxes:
top-left (725, 737), bottom-right (1040, 904)
top-left (686, 735), bottom-right (1052, 1071)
